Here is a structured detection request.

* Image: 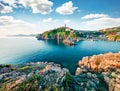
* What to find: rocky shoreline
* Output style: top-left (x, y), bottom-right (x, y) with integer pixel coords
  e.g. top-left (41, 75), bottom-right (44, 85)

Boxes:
top-left (0, 52), bottom-right (120, 91)
top-left (76, 52), bottom-right (120, 91)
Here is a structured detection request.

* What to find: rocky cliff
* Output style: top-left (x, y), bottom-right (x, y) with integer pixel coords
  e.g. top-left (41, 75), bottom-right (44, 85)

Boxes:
top-left (0, 62), bottom-right (107, 91)
top-left (76, 52), bottom-right (120, 91)
top-left (1, 52), bottom-right (120, 91)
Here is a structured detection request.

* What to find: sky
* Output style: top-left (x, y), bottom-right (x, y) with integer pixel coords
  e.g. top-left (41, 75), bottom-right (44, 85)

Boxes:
top-left (0, 0), bottom-right (120, 36)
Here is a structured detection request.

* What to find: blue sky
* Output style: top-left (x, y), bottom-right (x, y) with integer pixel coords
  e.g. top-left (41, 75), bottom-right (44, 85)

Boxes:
top-left (0, 0), bottom-right (120, 36)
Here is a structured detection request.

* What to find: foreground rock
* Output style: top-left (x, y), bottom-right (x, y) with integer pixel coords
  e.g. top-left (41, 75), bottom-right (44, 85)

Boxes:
top-left (0, 62), bottom-right (69, 91)
top-left (0, 61), bottom-right (107, 91)
top-left (76, 52), bottom-right (120, 91)
top-left (1, 52), bottom-right (120, 91)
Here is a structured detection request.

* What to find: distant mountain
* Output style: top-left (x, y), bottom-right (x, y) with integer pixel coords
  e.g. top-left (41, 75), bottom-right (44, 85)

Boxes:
top-left (99, 26), bottom-right (120, 32)
top-left (7, 34), bottom-right (37, 37)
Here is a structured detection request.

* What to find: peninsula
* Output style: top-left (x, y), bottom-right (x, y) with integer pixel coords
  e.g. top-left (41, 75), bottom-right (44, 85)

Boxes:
top-left (36, 25), bottom-right (82, 45)
top-left (36, 26), bottom-right (120, 46)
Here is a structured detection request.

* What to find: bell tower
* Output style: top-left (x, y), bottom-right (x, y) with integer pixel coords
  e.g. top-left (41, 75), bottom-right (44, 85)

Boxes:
top-left (65, 24), bottom-right (66, 28)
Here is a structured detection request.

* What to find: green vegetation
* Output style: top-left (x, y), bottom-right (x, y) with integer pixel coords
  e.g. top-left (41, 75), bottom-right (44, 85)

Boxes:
top-left (64, 72), bottom-right (73, 87)
top-left (101, 27), bottom-right (120, 34)
top-left (0, 62), bottom-right (110, 91)
top-left (18, 75), bottom-right (41, 91)
top-left (115, 35), bottom-right (120, 40)
top-left (19, 65), bottom-right (32, 73)
top-left (36, 26), bottom-right (120, 42)
top-left (39, 27), bottom-right (81, 40)
top-left (99, 27), bottom-right (120, 41)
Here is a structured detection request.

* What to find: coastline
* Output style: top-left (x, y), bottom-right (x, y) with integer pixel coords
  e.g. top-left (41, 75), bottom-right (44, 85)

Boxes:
top-left (0, 52), bottom-right (120, 91)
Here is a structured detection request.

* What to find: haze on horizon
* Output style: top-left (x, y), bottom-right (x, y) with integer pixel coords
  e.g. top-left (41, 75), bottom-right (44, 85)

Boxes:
top-left (0, 0), bottom-right (120, 37)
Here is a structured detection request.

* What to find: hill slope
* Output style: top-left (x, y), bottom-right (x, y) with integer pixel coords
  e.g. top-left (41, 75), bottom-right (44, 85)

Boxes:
top-left (99, 27), bottom-right (120, 41)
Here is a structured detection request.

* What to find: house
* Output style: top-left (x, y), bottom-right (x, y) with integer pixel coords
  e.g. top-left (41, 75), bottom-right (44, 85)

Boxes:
top-left (117, 32), bottom-right (120, 35)
top-left (65, 27), bottom-right (71, 31)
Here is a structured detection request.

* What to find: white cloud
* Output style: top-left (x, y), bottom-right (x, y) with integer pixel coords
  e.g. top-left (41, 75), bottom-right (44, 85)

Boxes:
top-left (0, 16), bottom-right (74, 37)
top-left (19, 0), bottom-right (53, 14)
top-left (0, 16), bottom-right (33, 26)
top-left (79, 15), bottom-right (120, 30)
top-left (81, 14), bottom-right (109, 19)
top-left (0, 16), bottom-right (37, 36)
top-left (42, 18), bottom-right (71, 24)
top-left (42, 18), bottom-right (60, 23)
top-left (0, 0), bottom-right (53, 14)
top-left (0, 3), bottom-right (13, 13)
top-left (0, 16), bottom-right (65, 36)
top-left (56, 1), bottom-right (78, 15)
top-left (43, 18), bottom-right (53, 22)
top-left (64, 19), bottom-right (71, 23)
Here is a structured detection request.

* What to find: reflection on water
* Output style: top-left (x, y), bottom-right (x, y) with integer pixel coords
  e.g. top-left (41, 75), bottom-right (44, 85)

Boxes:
top-left (44, 39), bottom-right (65, 46)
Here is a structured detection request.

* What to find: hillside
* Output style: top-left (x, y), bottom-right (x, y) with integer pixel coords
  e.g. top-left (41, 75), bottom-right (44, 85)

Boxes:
top-left (99, 27), bottom-right (120, 41)
top-left (36, 26), bottom-right (82, 45)
top-left (37, 26), bottom-right (81, 40)
top-left (36, 26), bottom-right (120, 42)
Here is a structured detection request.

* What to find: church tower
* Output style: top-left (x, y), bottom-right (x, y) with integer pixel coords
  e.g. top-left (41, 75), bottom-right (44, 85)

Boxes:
top-left (65, 24), bottom-right (66, 28)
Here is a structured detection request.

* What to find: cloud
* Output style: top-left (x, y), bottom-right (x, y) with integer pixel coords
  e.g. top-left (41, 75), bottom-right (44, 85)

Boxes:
top-left (0, 16), bottom-right (64, 36)
top-left (0, 3), bottom-right (13, 13)
top-left (42, 18), bottom-right (71, 24)
top-left (81, 14), bottom-right (109, 19)
top-left (56, 1), bottom-right (78, 15)
top-left (64, 19), bottom-right (71, 23)
top-left (43, 18), bottom-right (53, 22)
top-left (42, 18), bottom-right (60, 23)
top-left (79, 15), bottom-right (120, 30)
top-left (0, 16), bottom-right (37, 36)
top-left (0, 16), bottom-right (33, 26)
top-left (19, 0), bottom-right (53, 14)
top-left (0, 0), bottom-right (53, 14)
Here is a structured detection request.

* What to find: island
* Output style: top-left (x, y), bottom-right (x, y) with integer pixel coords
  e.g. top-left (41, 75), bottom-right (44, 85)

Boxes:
top-left (0, 52), bottom-right (120, 91)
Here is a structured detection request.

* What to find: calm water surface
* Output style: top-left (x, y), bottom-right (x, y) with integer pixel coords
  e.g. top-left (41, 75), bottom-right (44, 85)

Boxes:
top-left (0, 37), bottom-right (120, 74)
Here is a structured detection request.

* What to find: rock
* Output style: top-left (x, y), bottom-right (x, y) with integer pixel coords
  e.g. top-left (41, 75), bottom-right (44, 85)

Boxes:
top-left (76, 52), bottom-right (120, 91)
top-left (0, 67), bottom-right (11, 73)
top-left (104, 76), bottom-right (111, 84)
top-left (87, 72), bottom-right (92, 77)
top-left (75, 67), bottom-right (82, 75)
top-left (0, 75), bottom-right (3, 80)
top-left (82, 68), bottom-right (88, 73)
top-left (77, 52), bottom-right (120, 73)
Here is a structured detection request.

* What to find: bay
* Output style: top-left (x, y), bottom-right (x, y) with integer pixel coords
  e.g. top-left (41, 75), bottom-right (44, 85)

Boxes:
top-left (0, 37), bottom-right (120, 74)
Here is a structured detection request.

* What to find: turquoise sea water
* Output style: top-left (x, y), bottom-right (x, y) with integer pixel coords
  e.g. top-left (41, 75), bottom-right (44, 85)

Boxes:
top-left (0, 37), bottom-right (120, 74)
